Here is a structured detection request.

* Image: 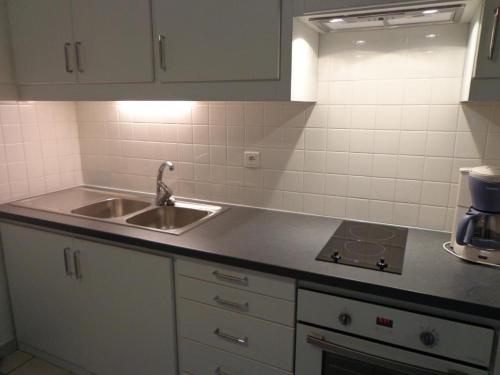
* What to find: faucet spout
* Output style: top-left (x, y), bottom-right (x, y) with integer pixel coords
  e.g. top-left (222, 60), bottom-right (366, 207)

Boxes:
top-left (156, 161), bottom-right (175, 206)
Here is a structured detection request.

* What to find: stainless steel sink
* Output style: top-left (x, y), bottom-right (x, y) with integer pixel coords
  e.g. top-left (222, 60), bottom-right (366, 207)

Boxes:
top-left (126, 201), bottom-right (224, 235)
top-left (71, 198), bottom-right (150, 219)
top-left (11, 186), bottom-right (227, 235)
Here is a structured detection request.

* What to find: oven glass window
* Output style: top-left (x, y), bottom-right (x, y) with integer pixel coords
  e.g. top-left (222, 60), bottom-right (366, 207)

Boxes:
top-left (323, 352), bottom-right (425, 375)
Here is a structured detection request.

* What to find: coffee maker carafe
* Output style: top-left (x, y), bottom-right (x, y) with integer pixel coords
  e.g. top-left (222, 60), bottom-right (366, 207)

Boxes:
top-left (456, 166), bottom-right (500, 253)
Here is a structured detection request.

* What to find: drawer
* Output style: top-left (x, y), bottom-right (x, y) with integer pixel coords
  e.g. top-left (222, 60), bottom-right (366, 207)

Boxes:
top-left (178, 299), bottom-right (294, 371)
top-left (177, 275), bottom-right (295, 326)
top-left (180, 338), bottom-right (291, 375)
top-left (176, 258), bottom-right (295, 301)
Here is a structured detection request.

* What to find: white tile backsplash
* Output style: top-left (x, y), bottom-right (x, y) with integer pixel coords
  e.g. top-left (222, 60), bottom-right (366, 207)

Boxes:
top-left (0, 102), bottom-right (82, 203)
top-left (69, 23), bottom-right (500, 232)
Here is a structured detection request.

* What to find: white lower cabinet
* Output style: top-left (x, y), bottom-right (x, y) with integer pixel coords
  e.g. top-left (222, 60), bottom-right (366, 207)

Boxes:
top-left (176, 258), bottom-right (296, 375)
top-left (180, 338), bottom-right (291, 375)
top-left (0, 224), bottom-right (84, 367)
top-left (0, 223), bottom-right (177, 375)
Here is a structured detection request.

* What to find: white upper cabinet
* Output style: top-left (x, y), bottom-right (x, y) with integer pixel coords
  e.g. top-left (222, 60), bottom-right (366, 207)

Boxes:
top-left (8, 0), bottom-right (154, 85)
top-left (153, 0), bottom-right (281, 82)
top-left (474, 0), bottom-right (500, 78)
top-left (462, 0), bottom-right (500, 101)
top-left (0, 0), bottom-right (16, 98)
top-left (10, 0), bottom-right (318, 101)
top-left (7, 0), bottom-right (75, 84)
top-left (71, 0), bottom-right (154, 83)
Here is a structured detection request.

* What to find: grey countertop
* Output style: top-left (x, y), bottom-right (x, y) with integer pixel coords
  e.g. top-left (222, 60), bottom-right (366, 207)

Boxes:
top-left (1, 186), bottom-right (499, 320)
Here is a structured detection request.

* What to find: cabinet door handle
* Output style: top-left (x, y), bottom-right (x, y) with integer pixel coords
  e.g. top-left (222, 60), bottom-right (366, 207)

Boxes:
top-left (214, 328), bottom-right (248, 345)
top-left (158, 34), bottom-right (166, 71)
top-left (215, 367), bottom-right (232, 375)
top-left (75, 42), bottom-right (84, 73)
top-left (63, 247), bottom-right (73, 276)
top-left (73, 250), bottom-right (82, 280)
top-left (212, 270), bottom-right (248, 285)
top-left (63, 43), bottom-right (73, 73)
top-left (214, 296), bottom-right (249, 312)
top-left (488, 7), bottom-right (500, 60)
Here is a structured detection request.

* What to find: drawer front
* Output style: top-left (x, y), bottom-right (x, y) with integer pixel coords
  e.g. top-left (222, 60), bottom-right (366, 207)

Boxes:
top-left (180, 338), bottom-right (291, 375)
top-left (177, 275), bottom-right (295, 326)
top-left (178, 299), bottom-right (294, 371)
top-left (176, 258), bottom-right (295, 301)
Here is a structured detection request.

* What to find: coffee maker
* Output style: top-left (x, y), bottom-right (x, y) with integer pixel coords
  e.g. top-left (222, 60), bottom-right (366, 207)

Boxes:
top-left (451, 166), bottom-right (500, 266)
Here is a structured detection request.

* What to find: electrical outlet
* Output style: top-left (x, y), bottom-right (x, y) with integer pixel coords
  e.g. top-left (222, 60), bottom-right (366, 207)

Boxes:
top-left (244, 151), bottom-right (260, 168)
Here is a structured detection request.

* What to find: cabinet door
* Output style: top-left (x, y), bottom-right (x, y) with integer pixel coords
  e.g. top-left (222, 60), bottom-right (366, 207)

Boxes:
top-left (475, 0), bottom-right (500, 78)
top-left (153, 0), bottom-right (282, 82)
top-left (77, 239), bottom-right (177, 375)
top-left (71, 0), bottom-right (154, 83)
top-left (0, 224), bottom-right (83, 366)
top-left (0, 0), bottom-right (14, 85)
top-left (7, 0), bottom-right (76, 84)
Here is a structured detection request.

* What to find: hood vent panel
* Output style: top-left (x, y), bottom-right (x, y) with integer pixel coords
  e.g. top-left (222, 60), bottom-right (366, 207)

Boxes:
top-left (310, 5), bottom-right (465, 32)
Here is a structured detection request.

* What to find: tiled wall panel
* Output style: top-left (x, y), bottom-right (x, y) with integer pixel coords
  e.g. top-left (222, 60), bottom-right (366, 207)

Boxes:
top-left (0, 101), bottom-right (82, 203)
top-left (78, 24), bottom-right (500, 232)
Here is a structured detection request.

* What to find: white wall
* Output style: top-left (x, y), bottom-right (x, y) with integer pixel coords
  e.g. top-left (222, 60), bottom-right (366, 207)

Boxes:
top-left (78, 24), bottom-right (500, 233)
top-left (0, 101), bottom-right (82, 348)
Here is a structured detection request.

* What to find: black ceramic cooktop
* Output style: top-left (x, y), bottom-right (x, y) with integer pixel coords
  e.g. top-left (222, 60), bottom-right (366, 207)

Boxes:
top-left (316, 221), bottom-right (408, 274)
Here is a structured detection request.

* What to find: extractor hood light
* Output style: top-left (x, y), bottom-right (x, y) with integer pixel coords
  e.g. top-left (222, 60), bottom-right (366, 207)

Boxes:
top-left (311, 4), bottom-right (464, 32)
top-left (425, 33), bottom-right (437, 38)
top-left (355, 40), bottom-right (367, 45)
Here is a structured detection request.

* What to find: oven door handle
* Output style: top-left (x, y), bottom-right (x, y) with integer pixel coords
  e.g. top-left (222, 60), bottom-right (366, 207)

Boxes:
top-left (306, 335), bottom-right (458, 375)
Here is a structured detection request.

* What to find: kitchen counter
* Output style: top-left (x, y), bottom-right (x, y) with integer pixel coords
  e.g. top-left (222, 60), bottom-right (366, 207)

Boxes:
top-left (1, 186), bottom-right (499, 320)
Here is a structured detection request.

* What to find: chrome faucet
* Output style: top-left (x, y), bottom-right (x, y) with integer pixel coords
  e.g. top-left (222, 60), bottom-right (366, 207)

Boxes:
top-left (156, 161), bottom-right (175, 206)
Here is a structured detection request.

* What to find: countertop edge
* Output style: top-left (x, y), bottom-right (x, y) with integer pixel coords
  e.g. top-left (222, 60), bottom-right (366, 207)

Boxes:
top-left (1, 209), bottom-right (499, 321)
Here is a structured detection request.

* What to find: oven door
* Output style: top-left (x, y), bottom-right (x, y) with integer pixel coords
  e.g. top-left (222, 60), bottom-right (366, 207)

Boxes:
top-left (296, 324), bottom-right (489, 375)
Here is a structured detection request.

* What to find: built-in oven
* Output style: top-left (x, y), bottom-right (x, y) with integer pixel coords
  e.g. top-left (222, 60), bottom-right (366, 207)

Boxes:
top-left (296, 289), bottom-right (496, 375)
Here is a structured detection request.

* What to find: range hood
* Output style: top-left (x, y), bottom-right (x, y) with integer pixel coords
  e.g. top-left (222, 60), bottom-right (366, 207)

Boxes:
top-left (305, 1), bottom-right (479, 32)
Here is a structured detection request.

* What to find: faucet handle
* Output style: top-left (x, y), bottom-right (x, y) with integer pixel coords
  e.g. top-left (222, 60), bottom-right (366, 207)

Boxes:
top-left (165, 161), bottom-right (175, 171)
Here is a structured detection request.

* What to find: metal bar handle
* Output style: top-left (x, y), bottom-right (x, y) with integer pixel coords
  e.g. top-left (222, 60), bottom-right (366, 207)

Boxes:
top-left (63, 43), bottom-right (73, 73)
top-left (158, 35), bottom-right (166, 71)
top-left (75, 42), bottom-right (84, 73)
top-left (488, 7), bottom-right (500, 60)
top-left (212, 270), bottom-right (248, 285)
top-left (306, 335), bottom-right (450, 375)
top-left (63, 247), bottom-right (73, 276)
top-left (215, 367), bottom-right (232, 375)
top-left (214, 295), bottom-right (249, 311)
top-left (214, 328), bottom-right (248, 345)
top-left (73, 250), bottom-right (82, 280)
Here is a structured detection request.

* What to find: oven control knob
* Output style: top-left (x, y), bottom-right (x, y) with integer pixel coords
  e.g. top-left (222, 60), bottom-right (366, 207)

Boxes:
top-left (420, 331), bottom-right (437, 347)
top-left (338, 313), bottom-right (352, 326)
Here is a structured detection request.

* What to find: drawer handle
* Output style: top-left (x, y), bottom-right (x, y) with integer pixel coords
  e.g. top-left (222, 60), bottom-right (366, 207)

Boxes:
top-left (63, 247), bottom-right (73, 276)
top-left (214, 296), bottom-right (249, 312)
top-left (212, 270), bottom-right (248, 285)
top-left (158, 34), bottom-right (166, 70)
top-left (214, 328), bottom-right (248, 345)
top-left (73, 250), bottom-right (83, 280)
top-left (75, 41), bottom-right (84, 73)
top-left (215, 367), bottom-right (232, 375)
top-left (63, 43), bottom-right (73, 73)
top-left (488, 7), bottom-right (500, 60)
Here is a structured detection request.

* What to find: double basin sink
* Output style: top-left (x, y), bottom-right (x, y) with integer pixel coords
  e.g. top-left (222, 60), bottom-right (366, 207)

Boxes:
top-left (71, 197), bottom-right (220, 235)
top-left (11, 187), bottom-right (226, 235)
